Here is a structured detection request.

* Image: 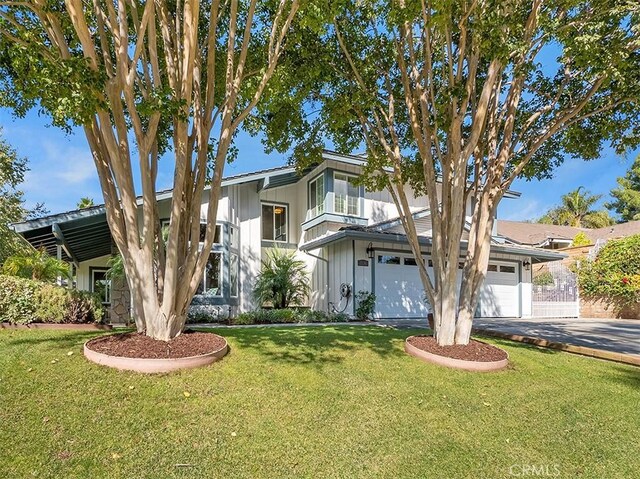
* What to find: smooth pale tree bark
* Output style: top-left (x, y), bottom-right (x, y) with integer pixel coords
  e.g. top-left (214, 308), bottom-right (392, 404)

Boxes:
top-left (330, 0), bottom-right (639, 345)
top-left (0, 0), bottom-right (298, 340)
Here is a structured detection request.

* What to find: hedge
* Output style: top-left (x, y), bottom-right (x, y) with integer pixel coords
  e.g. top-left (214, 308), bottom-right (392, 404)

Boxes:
top-left (0, 275), bottom-right (104, 325)
top-left (187, 307), bottom-right (350, 325)
top-left (232, 309), bottom-right (350, 325)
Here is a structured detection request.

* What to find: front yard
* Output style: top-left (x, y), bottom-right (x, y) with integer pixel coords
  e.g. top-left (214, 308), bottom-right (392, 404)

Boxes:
top-left (1, 326), bottom-right (638, 478)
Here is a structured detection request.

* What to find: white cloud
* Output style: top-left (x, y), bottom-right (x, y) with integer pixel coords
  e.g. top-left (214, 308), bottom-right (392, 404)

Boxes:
top-left (500, 198), bottom-right (548, 222)
top-left (21, 138), bottom-right (102, 213)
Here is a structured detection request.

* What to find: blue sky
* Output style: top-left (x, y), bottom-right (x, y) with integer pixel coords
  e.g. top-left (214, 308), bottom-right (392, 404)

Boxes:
top-left (0, 107), bottom-right (635, 221)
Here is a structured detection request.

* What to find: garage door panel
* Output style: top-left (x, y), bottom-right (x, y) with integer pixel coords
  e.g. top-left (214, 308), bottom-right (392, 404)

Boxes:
top-left (478, 261), bottom-right (519, 317)
top-left (374, 255), bottom-right (520, 319)
top-left (375, 254), bottom-right (429, 319)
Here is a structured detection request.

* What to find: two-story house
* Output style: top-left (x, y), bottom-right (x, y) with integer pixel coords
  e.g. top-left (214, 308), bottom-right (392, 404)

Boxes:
top-left (12, 150), bottom-right (563, 322)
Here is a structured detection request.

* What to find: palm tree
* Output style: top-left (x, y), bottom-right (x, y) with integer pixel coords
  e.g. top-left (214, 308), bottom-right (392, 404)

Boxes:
top-left (539, 187), bottom-right (614, 228)
top-left (76, 197), bottom-right (95, 209)
top-left (254, 249), bottom-right (310, 309)
top-left (2, 248), bottom-right (70, 282)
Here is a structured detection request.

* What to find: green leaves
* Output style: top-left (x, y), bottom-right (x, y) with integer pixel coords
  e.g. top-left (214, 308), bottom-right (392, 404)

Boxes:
top-left (578, 234), bottom-right (640, 305)
top-left (606, 155), bottom-right (640, 221)
top-left (538, 187), bottom-right (615, 228)
top-left (253, 249), bottom-right (310, 309)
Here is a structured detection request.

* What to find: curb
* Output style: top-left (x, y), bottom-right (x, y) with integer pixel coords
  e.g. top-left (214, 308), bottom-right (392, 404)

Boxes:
top-left (474, 328), bottom-right (640, 367)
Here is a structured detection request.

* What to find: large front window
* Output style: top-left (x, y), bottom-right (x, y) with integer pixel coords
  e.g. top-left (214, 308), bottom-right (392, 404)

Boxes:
top-left (262, 203), bottom-right (288, 242)
top-left (91, 269), bottom-right (111, 305)
top-left (309, 174), bottom-right (325, 218)
top-left (197, 252), bottom-right (222, 296)
top-left (334, 173), bottom-right (359, 216)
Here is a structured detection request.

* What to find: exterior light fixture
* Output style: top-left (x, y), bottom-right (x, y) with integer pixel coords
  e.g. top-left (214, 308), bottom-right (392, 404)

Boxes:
top-left (523, 260), bottom-right (531, 271)
top-left (366, 242), bottom-right (375, 259)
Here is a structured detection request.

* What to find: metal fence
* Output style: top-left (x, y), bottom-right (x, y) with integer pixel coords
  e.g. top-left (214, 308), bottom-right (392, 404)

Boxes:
top-left (532, 261), bottom-right (579, 318)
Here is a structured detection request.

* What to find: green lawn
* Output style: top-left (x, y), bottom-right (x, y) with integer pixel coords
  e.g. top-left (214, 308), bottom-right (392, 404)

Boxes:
top-left (1, 326), bottom-right (638, 479)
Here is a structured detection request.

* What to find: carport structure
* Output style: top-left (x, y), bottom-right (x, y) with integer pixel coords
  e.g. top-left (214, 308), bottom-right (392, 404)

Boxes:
top-left (11, 206), bottom-right (112, 268)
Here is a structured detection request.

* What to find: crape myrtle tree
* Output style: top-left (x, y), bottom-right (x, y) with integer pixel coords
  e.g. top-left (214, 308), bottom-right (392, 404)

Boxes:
top-left (0, 0), bottom-right (300, 340)
top-left (258, 0), bottom-right (640, 345)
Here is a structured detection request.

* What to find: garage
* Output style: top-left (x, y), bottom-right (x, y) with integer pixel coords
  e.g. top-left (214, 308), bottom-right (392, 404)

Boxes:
top-left (374, 253), bottom-right (520, 319)
top-left (374, 253), bottom-right (431, 319)
top-left (477, 261), bottom-right (520, 317)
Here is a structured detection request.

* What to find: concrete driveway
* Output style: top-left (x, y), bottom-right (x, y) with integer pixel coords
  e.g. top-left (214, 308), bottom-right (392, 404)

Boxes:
top-left (473, 317), bottom-right (640, 359)
top-left (380, 317), bottom-right (640, 359)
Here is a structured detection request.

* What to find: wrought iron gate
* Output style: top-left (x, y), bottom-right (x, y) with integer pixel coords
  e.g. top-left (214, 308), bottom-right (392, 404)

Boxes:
top-left (532, 261), bottom-right (579, 318)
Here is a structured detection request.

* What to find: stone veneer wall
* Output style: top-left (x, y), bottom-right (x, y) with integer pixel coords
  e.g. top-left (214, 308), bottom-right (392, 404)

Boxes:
top-left (109, 277), bottom-right (131, 324)
top-left (580, 298), bottom-right (640, 320)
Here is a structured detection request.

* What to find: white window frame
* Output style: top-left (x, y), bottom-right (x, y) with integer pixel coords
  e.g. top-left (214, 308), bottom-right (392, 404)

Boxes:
top-left (333, 172), bottom-right (360, 216)
top-left (230, 253), bottom-right (239, 298)
top-left (91, 268), bottom-right (112, 305)
top-left (308, 174), bottom-right (325, 219)
top-left (200, 251), bottom-right (223, 297)
top-left (261, 202), bottom-right (288, 243)
top-left (161, 219), bottom-right (221, 245)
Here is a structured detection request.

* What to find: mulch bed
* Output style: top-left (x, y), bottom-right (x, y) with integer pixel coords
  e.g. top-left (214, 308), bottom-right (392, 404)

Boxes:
top-left (86, 330), bottom-right (226, 359)
top-left (407, 335), bottom-right (507, 362)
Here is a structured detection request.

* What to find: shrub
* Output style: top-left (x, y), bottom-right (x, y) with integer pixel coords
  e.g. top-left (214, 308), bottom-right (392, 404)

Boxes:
top-left (577, 235), bottom-right (640, 305)
top-left (355, 291), bottom-right (376, 320)
top-left (533, 271), bottom-right (555, 287)
top-left (230, 308), bottom-right (349, 325)
top-left (253, 249), bottom-right (310, 309)
top-left (571, 232), bottom-right (592, 247)
top-left (2, 248), bottom-right (70, 282)
top-left (0, 275), bottom-right (104, 324)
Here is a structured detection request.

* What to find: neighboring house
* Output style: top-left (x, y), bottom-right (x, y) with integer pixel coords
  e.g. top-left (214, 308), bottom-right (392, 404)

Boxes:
top-left (12, 151), bottom-right (562, 322)
top-left (497, 219), bottom-right (640, 250)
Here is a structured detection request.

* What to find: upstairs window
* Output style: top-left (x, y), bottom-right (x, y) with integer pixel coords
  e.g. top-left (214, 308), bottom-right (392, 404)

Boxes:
top-left (262, 203), bottom-right (288, 242)
top-left (309, 175), bottom-right (325, 218)
top-left (334, 173), bottom-right (359, 216)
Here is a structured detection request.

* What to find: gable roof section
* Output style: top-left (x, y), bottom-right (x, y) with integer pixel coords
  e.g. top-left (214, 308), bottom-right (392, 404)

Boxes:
top-left (497, 219), bottom-right (640, 247)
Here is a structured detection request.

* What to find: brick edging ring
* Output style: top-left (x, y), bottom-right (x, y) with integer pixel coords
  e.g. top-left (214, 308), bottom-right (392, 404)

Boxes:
top-left (404, 336), bottom-right (509, 372)
top-left (84, 335), bottom-right (229, 373)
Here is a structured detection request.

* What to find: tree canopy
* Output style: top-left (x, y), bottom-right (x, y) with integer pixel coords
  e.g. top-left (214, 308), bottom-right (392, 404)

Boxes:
top-left (0, 0), bottom-right (302, 340)
top-left (255, 0), bottom-right (640, 345)
top-left (606, 155), bottom-right (640, 222)
top-left (0, 128), bottom-right (46, 265)
top-left (539, 187), bottom-right (615, 228)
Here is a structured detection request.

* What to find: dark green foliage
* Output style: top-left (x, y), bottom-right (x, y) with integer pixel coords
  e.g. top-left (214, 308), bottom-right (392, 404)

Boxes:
top-left (253, 249), bottom-right (310, 309)
top-left (232, 308), bottom-right (348, 325)
top-left (533, 272), bottom-right (555, 287)
top-left (578, 234), bottom-right (640, 305)
top-left (0, 275), bottom-right (104, 324)
top-left (355, 291), bottom-right (376, 320)
top-left (538, 187), bottom-right (614, 228)
top-left (606, 155), bottom-right (640, 221)
top-left (0, 128), bottom-right (45, 265)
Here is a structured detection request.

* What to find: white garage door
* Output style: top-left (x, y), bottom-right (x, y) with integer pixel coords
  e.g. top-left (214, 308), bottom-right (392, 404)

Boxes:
top-left (374, 253), bottom-right (431, 319)
top-left (374, 254), bottom-right (520, 319)
top-left (478, 261), bottom-right (520, 318)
